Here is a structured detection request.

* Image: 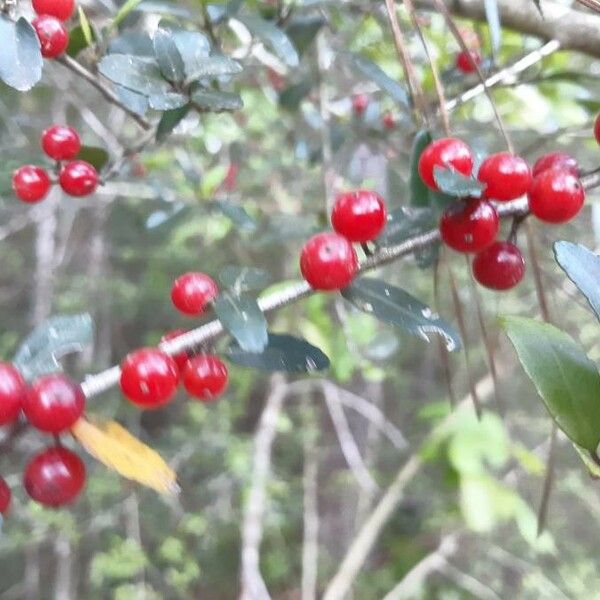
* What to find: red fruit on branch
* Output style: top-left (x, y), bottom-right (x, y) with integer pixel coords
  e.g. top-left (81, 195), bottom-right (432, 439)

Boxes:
top-left (183, 355), bottom-right (228, 402)
top-left (0, 363), bottom-right (27, 426)
top-left (32, 15), bottom-right (69, 59)
top-left (528, 168), bottom-right (585, 223)
top-left (12, 165), bottom-right (51, 203)
top-left (32, 0), bottom-right (75, 21)
top-left (455, 50), bottom-right (481, 74)
top-left (59, 160), bottom-right (98, 196)
top-left (382, 112), bottom-right (396, 130)
top-left (41, 125), bottom-right (81, 161)
top-left (439, 198), bottom-right (499, 253)
top-left (331, 190), bottom-right (387, 243)
top-left (300, 232), bottom-right (358, 290)
top-left (160, 330), bottom-right (191, 372)
top-left (24, 374), bottom-right (85, 433)
top-left (120, 348), bottom-right (179, 408)
top-left (24, 447), bottom-right (85, 507)
top-left (418, 138), bottom-right (474, 191)
top-left (171, 273), bottom-right (219, 316)
top-left (477, 152), bottom-right (532, 201)
top-left (352, 94), bottom-right (369, 116)
top-left (532, 152), bottom-right (579, 178)
top-left (0, 477), bottom-right (10, 514)
top-left (472, 241), bottom-right (525, 290)
top-left (595, 114), bottom-right (600, 146)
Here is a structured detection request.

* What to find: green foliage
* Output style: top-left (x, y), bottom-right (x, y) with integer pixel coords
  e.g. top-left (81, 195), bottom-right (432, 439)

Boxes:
top-left (0, 17), bottom-right (42, 92)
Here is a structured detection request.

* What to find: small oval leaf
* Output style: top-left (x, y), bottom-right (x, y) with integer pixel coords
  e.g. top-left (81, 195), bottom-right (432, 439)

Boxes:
top-left (433, 166), bottom-right (485, 197)
top-left (236, 15), bottom-right (299, 67)
top-left (0, 17), bottom-right (43, 92)
top-left (99, 54), bottom-right (171, 95)
top-left (214, 293), bottom-right (268, 353)
top-left (350, 54), bottom-right (410, 107)
top-left (153, 27), bottom-right (185, 84)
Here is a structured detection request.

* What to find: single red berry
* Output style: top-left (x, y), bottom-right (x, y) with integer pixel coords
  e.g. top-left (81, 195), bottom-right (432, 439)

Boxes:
top-left (160, 330), bottom-right (191, 372)
top-left (594, 114), bottom-right (600, 146)
top-left (0, 363), bottom-right (27, 426)
top-left (171, 272), bottom-right (218, 316)
top-left (439, 198), bottom-right (499, 253)
top-left (32, 0), bottom-right (75, 21)
top-left (12, 165), bottom-right (51, 203)
top-left (418, 138), bottom-right (474, 191)
top-left (32, 15), bottom-right (69, 59)
top-left (455, 50), bottom-right (481, 74)
top-left (183, 355), bottom-right (228, 402)
top-left (41, 125), bottom-right (81, 161)
top-left (331, 190), bottom-right (387, 243)
top-left (24, 447), bottom-right (85, 507)
top-left (472, 241), bottom-right (525, 290)
top-left (532, 152), bottom-right (579, 178)
top-left (528, 168), bottom-right (585, 224)
top-left (0, 477), bottom-right (10, 514)
top-left (23, 374), bottom-right (85, 433)
top-left (120, 348), bottom-right (179, 408)
top-left (300, 232), bottom-right (359, 290)
top-left (352, 94), bottom-right (369, 116)
top-left (477, 152), bottom-right (532, 201)
top-left (221, 163), bottom-right (239, 192)
top-left (382, 112), bottom-right (395, 130)
top-left (59, 160), bottom-right (98, 197)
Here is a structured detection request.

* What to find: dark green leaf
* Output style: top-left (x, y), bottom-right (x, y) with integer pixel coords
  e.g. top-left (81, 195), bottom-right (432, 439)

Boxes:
top-left (77, 146), bottom-right (110, 171)
top-left (66, 24), bottom-right (97, 57)
top-left (149, 92), bottom-right (188, 110)
top-left (484, 0), bottom-right (501, 55)
top-left (192, 89), bottom-right (243, 111)
top-left (116, 85), bottom-right (149, 116)
top-left (99, 54), bottom-right (171, 95)
top-left (185, 55), bottom-right (242, 83)
top-left (279, 80), bottom-right (312, 111)
top-left (153, 28), bottom-right (185, 83)
top-left (236, 15), bottom-right (299, 67)
top-left (342, 277), bottom-right (461, 351)
top-left (219, 266), bottom-right (271, 292)
top-left (169, 30), bottom-right (211, 79)
top-left (554, 241), bottom-right (600, 322)
top-left (0, 17), bottom-right (43, 92)
top-left (433, 166), bottom-right (484, 197)
top-left (156, 104), bottom-right (191, 141)
top-left (227, 333), bottom-right (329, 372)
top-left (376, 206), bottom-right (436, 247)
top-left (409, 129), bottom-right (433, 207)
top-left (285, 16), bottom-right (325, 55)
top-left (13, 314), bottom-right (94, 380)
top-left (211, 199), bottom-right (257, 230)
top-left (501, 316), bottom-right (600, 451)
top-left (350, 54), bottom-right (409, 107)
top-left (108, 32), bottom-right (154, 56)
top-left (214, 293), bottom-right (268, 353)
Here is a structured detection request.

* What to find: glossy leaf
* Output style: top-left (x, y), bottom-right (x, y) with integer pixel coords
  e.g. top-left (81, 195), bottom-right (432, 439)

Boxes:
top-left (350, 54), bottom-right (410, 107)
top-left (149, 92), bottom-right (188, 110)
top-left (279, 80), bottom-right (312, 111)
top-left (212, 200), bottom-right (257, 230)
top-left (433, 166), bottom-right (485, 197)
top-left (116, 85), bottom-right (149, 116)
top-left (0, 17), bottom-right (43, 92)
top-left (219, 266), bottom-right (272, 292)
top-left (185, 56), bottom-right (242, 83)
top-left (192, 89), bottom-right (243, 111)
top-left (285, 16), bottom-right (326, 55)
top-left (227, 333), bottom-right (330, 372)
top-left (156, 104), bottom-right (191, 141)
top-left (501, 316), bottom-right (600, 451)
top-left (153, 28), bottom-right (185, 84)
top-left (99, 54), bottom-right (171, 95)
top-left (342, 278), bottom-right (461, 352)
top-left (409, 129), bottom-right (433, 207)
top-left (236, 15), bottom-right (299, 67)
top-left (77, 146), bottom-right (110, 171)
top-left (214, 293), bottom-right (268, 353)
top-left (67, 23), bottom-right (96, 57)
top-left (108, 32), bottom-right (154, 56)
top-left (169, 30), bottom-right (211, 79)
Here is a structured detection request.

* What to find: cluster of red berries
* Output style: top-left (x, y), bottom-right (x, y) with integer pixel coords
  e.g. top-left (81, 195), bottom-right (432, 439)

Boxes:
top-left (0, 363), bottom-right (87, 510)
top-left (418, 137), bottom-right (585, 290)
top-left (352, 94), bottom-right (396, 130)
top-left (12, 125), bottom-right (98, 203)
top-left (455, 50), bottom-right (482, 74)
top-left (31, 0), bottom-right (74, 59)
top-left (300, 190), bottom-right (387, 290)
top-left (118, 273), bottom-right (227, 408)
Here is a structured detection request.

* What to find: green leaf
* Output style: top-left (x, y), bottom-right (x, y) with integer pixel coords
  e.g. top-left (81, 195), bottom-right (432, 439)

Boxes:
top-left (192, 89), bottom-right (243, 111)
top-left (227, 333), bottom-right (330, 372)
top-left (13, 314), bottom-right (94, 381)
top-left (554, 241), bottom-right (600, 323)
top-left (342, 278), bottom-right (461, 352)
top-left (219, 266), bottom-right (271, 292)
top-left (285, 16), bottom-right (325, 55)
top-left (501, 316), bottom-right (600, 451)
top-left (0, 17), bottom-right (43, 92)
top-left (116, 85), bottom-right (149, 116)
top-left (67, 25), bottom-right (96, 57)
top-left (168, 30), bottom-right (211, 79)
top-left (279, 80), bottom-right (312, 111)
top-left (108, 32), bottom-right (154, 56)
top-left (149, 92), bottom-right (188, 110)
top-left (484, 0), bottom-right (501, 55)
top-left (153, 28), bottom-right (185, 84)
top-left (236, 15), bottom-right (299, 67)
top-left (99, 54), bottom-right (171, 95)
top-left (409, 130), bottom-right (433, 207)
top-left (214, 293), bottom-right (268, 353)
top-left (185, 56), bottom-right (242, 83)
top-left (78, 6), bottom-right (94, 47)
top-left (433, 166), bottom-right (485, 197)
top-left (77, 146), bottom-right (110, 171)
top-left (156, 104), bottom-right (191, 141)
top-left (350, 54), bottom-right (410, 107)
top-left (211, 200), bottom-right (257, 231)
top-left (109, 0), bottom-right (145, 30)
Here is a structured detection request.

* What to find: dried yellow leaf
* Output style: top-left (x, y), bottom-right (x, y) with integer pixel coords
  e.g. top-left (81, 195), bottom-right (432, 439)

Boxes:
top-left (71, 418), bottom-right (179, 495)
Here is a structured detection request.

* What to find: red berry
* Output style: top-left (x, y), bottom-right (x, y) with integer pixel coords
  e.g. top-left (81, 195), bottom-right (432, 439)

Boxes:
top-left (528, 168), bottom-right (585, 224)
top-left (439, 198), bottom-right (499, 253)
top-left (472, 241), bottom-right (525, 290)
top-left (418, 138), bottom-right (474, 191)
top-left (32, 15), bottom-right (69, 59)
top-left (477, 152), bottom-right (532, 201)
top-left (382, 112), bottom-right (395, 130)
top-left (331, 190), bottom-right (387, 243)
top-left (160, 330), bottom-right (191, 372)
top-left (183, 355), bottom-right (228, 402)
top-left (24, 447), bottom-right (85, 507)
top-left (171, 272), bottom-right (218, 317)
top-left (0, 363), bottom-right (27, 426)
top-left (12, 165), bottom-right (51, 203)
top-left (32, 0), bottom-right (75, 21)
top-left (352, 94), bottom-right (369, 115)
top-left (41, 125), bottom-right (81, 161)
top-left (0, 477), bottom-right (10, 514)
top-left (300, 232), bottom-right (359, 290)
top-left (23, 374), bottom-right (85, 433)
top-left (59, 160), bottom-right (98, 197)
top-left (120, 348), bottom-right (179, 409)
top-left (595, 114), bottom-right (600, 146)
top-left (532, 152), bottom-right (578, 178)
top-left (455, 50), bottom-right (481, 74)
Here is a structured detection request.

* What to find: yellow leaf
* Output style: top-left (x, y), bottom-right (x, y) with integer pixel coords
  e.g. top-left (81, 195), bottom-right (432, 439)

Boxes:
top-left (71, 418), bottom-right (179, 495)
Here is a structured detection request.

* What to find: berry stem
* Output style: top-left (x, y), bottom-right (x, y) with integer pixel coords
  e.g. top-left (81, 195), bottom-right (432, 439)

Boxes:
top-left (360, 242), bottom-right (373, 257)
